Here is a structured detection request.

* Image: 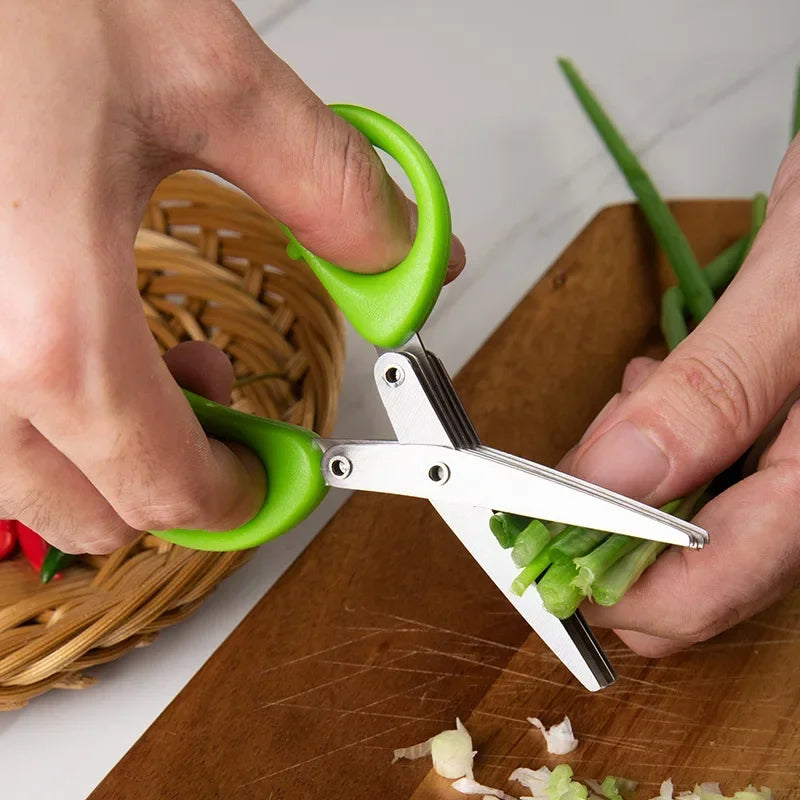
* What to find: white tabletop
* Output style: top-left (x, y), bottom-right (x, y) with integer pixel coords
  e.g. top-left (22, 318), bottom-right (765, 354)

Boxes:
top-left (3, 2), bottom-right (799, 798)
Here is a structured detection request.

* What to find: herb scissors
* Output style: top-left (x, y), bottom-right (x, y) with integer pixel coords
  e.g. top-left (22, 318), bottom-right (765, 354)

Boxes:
top-left (155, 105), bottom-right (708, 691)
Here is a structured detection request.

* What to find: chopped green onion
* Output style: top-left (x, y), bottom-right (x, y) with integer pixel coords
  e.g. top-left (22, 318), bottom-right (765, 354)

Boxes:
top-left (547, 764), bottom-right (589, 800)
top-left (571, 534), bottom-right (639, 595)
top-left (600, 776), bottom-right (627, 800)
top-left (548, 526), bottom-right (608, 565)
top-left (591, 539), bottom-right (668, 606)
top-left (511, 520), bottom-right (551, 568)
top-left (537, 561), bottom-right (587, 619)
top-left (511, 548), bottom-right (552, 596)
top-left (489, 512), bottom-right (531, 549)
top-left (558, 57), bottom-right (714, 321)
top-left (588, 494), bottom-right (699, 606)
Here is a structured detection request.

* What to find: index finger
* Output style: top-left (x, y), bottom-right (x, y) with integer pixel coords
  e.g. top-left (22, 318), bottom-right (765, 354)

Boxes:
top-left (25, 286), bottom-right (265, 536)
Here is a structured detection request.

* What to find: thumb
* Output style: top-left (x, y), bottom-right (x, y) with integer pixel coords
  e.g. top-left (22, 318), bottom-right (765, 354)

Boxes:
top-left (177, 25), bottom-right (463, 274)
top-left (562, 194), bottom-right (800, 504)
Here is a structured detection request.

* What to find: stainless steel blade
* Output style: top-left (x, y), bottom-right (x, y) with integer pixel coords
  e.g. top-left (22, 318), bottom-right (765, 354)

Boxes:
top-left (431, 501), bottom-right (615, 691)
top-left (367, 334), bottom-right (617, 690)
top-left (319, 439), bottom-right (707, 547)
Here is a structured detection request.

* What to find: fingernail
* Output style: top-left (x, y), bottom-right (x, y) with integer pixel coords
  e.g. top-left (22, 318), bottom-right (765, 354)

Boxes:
top-left (572, 420), bottom-right (670, 499)
top-left (578, 393), bottom-right (623, 445)
top-left (445, 234), bottom-right (467, 282)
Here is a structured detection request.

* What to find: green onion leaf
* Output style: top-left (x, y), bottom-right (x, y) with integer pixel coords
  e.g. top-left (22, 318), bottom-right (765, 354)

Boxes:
top-left (558, 57), bottom-right (714, 321)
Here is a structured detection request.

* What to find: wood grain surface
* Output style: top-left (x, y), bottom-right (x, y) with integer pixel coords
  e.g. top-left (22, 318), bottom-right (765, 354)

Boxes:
top-left (91, 200), bottom-right (800, 800)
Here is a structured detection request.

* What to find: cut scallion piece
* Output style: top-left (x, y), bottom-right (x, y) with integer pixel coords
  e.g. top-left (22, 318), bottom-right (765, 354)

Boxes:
top-left (511, 548), bottom-right (552, 597)
top-left (548, 526), bottom-right (608, 565)
top-left (489, 512), bottom-right (531, 549)
top-left (537, 561), bottom-right (587, 619)
top-left (571, 534), bottom-right (639, 595)
top-left (511, 520), bottom-right (551, 568)
top-left (591, 539), bottom-right (668, 606)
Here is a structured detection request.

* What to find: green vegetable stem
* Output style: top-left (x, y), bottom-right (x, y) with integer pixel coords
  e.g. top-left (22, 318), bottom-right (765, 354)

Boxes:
top-left (558, 57), bottom-right (714, 321)
top-left (511, 520), bottom-right (551, 568)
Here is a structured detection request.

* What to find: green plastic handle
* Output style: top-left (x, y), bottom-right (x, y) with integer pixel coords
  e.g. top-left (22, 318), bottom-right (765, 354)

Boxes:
top-left (153, 107), bottom-right (450, 551)
top-left (153, 391), bottom-right (328, 551)
top-left (282, 104), bottom-right (452, 348)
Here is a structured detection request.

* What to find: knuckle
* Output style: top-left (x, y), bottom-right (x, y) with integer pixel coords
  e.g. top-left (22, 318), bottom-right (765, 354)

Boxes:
top-left (667, 345), bottom-right (757, 440)
top-left (661, 551), bottom-right (743, 644)
top-left (119, 479), bottom-right (220, 533)
top-left (335, 127), bottom-right (386, 222)
top-left (1, 314), bottom-right (83, 399)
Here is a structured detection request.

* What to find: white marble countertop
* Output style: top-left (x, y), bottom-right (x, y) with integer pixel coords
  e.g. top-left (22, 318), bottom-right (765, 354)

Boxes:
top-left (3, 2), bottom-right (800, 798)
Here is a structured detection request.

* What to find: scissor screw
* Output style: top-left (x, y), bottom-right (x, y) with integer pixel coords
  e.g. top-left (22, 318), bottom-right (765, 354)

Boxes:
top-left (428, 463), bottom-right (450, 485)
top-left (329, 456), bottom-right (353, 479)
top-left (383, 365), bottom-right (405, 387)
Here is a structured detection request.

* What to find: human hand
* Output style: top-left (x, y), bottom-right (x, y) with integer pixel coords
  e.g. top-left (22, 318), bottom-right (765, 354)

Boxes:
top-left (0, 0), bottom-right (465, 554)
top-left (559, 138), bottom-right (800, 656)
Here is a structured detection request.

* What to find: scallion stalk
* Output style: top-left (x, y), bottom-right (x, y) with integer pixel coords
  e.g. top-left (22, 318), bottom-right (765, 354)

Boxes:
top-left (536, 561), bottom-right (587, 619)
top-left (792, 65), bottom-right (800, 140)
top-left (490, 512), bottom-right (531, 549)
top-left (570, 499), bottom-right (683, 596)
top-left (742, 192), bottom-right (768, 259)
top-left (591, 539), bottom-right (668, 606)
top-left (660, 285), bottom-right (688, 351)
top-left (548, 526), bottom-right (608, 565)
top-left (511, 548), bottom-right (552, 597)
top-left (558, 58), bottom-right (714, 321)
top-left (511, 520), bottom-right (551, 568)
top-left (703, 235), bottom-right (748, 292)
top-left (661, 233), bottom-right (749, 347)
top-left (571, 534), bottom-right (639, 595)
top-left (589, 492), bottom-right (702, 605)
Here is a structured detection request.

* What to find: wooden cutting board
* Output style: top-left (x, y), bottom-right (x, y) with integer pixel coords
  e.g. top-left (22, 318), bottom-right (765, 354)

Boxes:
top-left (90, 200), bottom-right (800, 800)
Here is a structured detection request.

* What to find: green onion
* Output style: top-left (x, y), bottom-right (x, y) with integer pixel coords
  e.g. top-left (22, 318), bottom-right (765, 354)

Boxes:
top-left (511, 548), bottom-right (552, 596)
top-left (660, 285), bottom-right (688, 351)
top-left (489, 512), bottom-right (530, 549)
top-left (511, 520), bottom-right (551, 568)
top-left (601, 776), bottom-right (638, 800)
top-left (571, 534), bottom-right (639, 595)
top-left (792, 65), bottom-right (800, 140)
top-left (558, 58), bottom-right (714, 321)
top-left (536, 561), bottom-right (587, 619)
top-left (704, 235), bottom-right (748, 292)
top-left (591, 539), bottom-right (668, 606)
top-left (601, 776), bottom-right (625, 800)
top-left (510, 525), bottom-right (575, 596)
top-left (661, 234), bottom-right (749, 348)
top-left (547, 764), bottom-right (588, 800)
top-left (742, 192), bottom-right (768, 260)
top-left (571, 500), bottom-right (683, 595)
top-left (548, 525), bottom-right (607, 565)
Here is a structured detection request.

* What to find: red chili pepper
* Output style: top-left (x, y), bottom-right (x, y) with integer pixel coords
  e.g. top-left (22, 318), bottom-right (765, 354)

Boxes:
top-left (0, 520), bottom-right (17, 561)
top-left (16, 522), bottom-right (49, 572)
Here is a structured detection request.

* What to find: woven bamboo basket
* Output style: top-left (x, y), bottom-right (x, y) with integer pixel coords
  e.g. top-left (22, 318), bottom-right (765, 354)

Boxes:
top-left (0, 171), bottom-right (346, 710)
